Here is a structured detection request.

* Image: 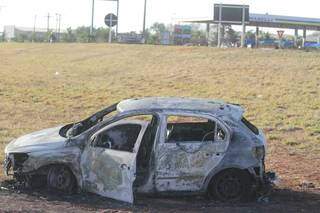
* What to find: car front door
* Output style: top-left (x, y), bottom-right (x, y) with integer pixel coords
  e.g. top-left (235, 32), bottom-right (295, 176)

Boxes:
top-left (155, 113), bottom-right (231, 192)
top-left (80, 120), bottom-right (148, 203)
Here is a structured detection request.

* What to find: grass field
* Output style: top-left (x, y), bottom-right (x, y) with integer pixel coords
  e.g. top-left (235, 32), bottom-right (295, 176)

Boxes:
top-left (0, 43), bottom-right (319, 208)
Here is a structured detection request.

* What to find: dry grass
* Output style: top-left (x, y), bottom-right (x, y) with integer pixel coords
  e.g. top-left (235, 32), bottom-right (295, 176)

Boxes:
top-left (0, 43), bottom-right (319, 184)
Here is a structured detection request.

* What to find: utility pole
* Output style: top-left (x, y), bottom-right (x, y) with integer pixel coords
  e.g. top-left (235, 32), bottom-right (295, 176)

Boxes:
top-left (58, 15), bottom-right (61, 42)
top-left (32, 15), bottom-right (37, 42)
top-left (46, 13), bottom-right (52, 33)
top-left (116, 0), bottom-right (119, 37)
top-left (90, 0), bottom-right (95, 41)
top-left (56, 13), bottom-right (61, 42)
top-left (142, 0), bottom-right (147, 43)
top-left (46, 13), bottom-right (52, 42)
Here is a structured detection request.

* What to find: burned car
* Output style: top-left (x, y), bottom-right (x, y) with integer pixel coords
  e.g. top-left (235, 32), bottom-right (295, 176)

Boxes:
top-left (4, 97), bottom-right (274, 203)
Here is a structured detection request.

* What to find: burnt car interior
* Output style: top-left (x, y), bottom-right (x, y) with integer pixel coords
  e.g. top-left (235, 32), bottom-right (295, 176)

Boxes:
top-left (90, 113), bottom-right (160, 187)
top-left (166, 116), bottom-right (216, 143)
top-left (93, 124), bottom-right (142, 152)
top-left (135, 115), bottom-right (159, 187)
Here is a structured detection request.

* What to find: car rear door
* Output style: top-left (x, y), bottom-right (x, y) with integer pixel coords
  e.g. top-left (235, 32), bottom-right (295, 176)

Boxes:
top-left (155, 113), bottom-right (231, 192)
top-left (80, 120), bottom-right (147, 203)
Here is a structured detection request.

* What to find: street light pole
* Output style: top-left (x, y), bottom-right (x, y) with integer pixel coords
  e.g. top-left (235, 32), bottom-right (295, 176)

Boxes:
top-left (32, 15), bottom-right (37, 43)
top-left (142, 0), bottom-right (147, 43)
top-left (90, 0), bottom-right (95, 41)
top-left (56, 13), bottom-right (61, 42)
top-left (116, 0), bottom-right (119, 37)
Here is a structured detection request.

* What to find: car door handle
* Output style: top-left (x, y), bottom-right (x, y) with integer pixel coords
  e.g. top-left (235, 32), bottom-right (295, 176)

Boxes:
top-left (205, 153), bottom-right (211, 157)
top-left (120, 164), bottom-right (130, 170)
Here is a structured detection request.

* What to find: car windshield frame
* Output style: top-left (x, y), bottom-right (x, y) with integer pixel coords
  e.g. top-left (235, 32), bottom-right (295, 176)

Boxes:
top-left (59, 103), bottom-right (119, 138)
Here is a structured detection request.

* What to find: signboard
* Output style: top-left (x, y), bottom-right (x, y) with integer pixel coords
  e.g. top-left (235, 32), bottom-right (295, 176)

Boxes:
top-left (277, 30), bottom-right (285, 38)
top-left (173, 25), bottom-right (192, 45)
top-left (174, 25), bottom-right (192, 39)
top-left (214, 4), bottom-right (249, 24)
top-left (104, 13), bottom-right (118, 27)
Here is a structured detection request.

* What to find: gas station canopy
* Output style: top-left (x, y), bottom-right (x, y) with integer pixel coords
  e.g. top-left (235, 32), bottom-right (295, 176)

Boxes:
top-left (184, 13), bottom-right (320, 31)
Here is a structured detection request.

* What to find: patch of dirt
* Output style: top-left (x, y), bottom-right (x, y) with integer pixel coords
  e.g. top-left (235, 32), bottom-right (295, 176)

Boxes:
top-left (267, 132), bottom-right (320, 188)
top-left (0, 184), bottom-right (319, 212)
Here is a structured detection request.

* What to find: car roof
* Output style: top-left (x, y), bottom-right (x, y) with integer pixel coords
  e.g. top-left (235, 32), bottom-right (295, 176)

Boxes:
top-left (117, 97), bottom-right (244, 120)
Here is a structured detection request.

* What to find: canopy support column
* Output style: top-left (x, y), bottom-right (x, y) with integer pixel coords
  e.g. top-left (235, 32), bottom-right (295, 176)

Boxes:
top-left (302, 27), bottom-right (307, 48)
top-left (206, 23), bottom-right (210, 47)
top-left (255, 26), bottom-right (259, 48)
top-left (294, 28), bottom-right (299, 48)
top-left (240, 5), bottom-right (246, 48)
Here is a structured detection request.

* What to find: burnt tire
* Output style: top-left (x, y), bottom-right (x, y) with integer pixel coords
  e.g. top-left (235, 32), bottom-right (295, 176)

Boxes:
top-left (208, 169), bottom-right (252, 202)
top-left (47, 165), bottom-right (76, 194)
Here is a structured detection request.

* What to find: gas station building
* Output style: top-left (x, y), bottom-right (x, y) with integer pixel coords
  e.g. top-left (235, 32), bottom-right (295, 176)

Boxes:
top-left (185, 4), bottom-right (320, 47)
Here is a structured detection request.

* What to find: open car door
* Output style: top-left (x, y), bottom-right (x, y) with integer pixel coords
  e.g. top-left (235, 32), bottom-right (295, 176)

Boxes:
top-left (80, 120), bottom-right (148, 203)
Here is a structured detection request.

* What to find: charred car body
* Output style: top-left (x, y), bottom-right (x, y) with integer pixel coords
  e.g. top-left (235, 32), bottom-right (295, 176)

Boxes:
top-left (4, 97), bottom-right (275, 203)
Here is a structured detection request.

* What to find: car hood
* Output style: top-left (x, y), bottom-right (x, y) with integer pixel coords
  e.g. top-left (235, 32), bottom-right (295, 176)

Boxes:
top-left (5, 126), bottom-right (67, 153)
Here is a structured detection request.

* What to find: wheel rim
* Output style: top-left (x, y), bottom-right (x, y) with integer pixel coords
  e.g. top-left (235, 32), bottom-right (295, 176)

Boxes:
top-left (49, 166), bottom-right (72, 191)
top-left (216, 173), bottom-right (243, 200)
top-left (57, 168), bottom-right (71, 189)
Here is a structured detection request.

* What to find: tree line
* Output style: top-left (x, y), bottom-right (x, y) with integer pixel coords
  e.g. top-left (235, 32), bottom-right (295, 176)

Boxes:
top-left (3, 22), bottom-right (316, 44)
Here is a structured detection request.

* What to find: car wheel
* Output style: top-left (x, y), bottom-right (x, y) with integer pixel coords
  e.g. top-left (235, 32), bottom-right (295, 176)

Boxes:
top-left (208, 169), bottom-right (252, 202)
top-left (47, 165), bottom-right (76, 193)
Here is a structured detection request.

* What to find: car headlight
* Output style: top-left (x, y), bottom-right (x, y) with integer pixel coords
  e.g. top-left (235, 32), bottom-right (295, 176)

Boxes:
top-left (11, 153), bottom-right (29, 171)
top-left (13, 153), bottom-right (29, 165)
top-left (252, 146), bottom-right (265, 160)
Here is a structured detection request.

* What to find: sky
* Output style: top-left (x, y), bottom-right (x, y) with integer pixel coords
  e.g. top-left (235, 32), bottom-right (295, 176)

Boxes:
top-left (0, 0), bottom-right (320, 34)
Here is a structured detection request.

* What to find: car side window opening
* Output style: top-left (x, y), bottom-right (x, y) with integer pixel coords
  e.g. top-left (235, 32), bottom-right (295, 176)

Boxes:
top-left (241, 117), bottom-right (259, 135)
top-left (95, 124), bottom-right (142, 152)
top-left (166, 115), bottom-right (216, 143)
top-left (216, 125), bottom-right (226, 141)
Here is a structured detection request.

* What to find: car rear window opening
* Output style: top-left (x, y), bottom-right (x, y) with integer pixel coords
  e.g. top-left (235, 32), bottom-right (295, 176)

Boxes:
top-left (241, 117), bottom-right (259, 135)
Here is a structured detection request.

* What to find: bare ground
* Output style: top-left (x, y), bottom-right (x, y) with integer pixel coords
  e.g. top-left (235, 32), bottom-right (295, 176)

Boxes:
top-left (0, 185), bottom-right (319, 212)
top-left (0, 137), bottom-right (319, 212)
